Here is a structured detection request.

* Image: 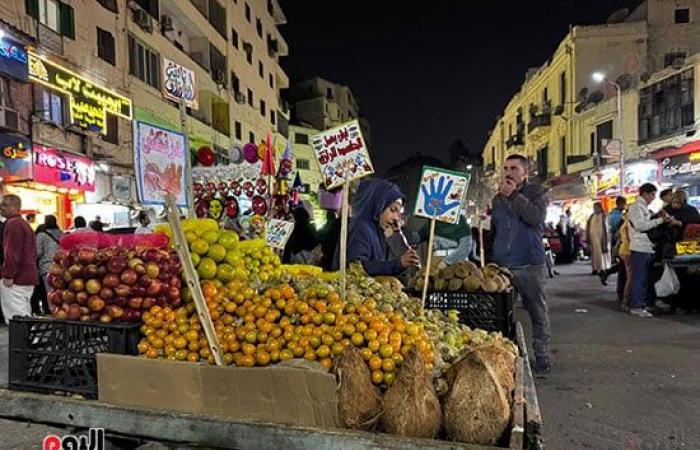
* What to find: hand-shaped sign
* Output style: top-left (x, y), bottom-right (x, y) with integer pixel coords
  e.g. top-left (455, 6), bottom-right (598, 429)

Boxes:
top-left (414, 166), bottom-right (471, 224)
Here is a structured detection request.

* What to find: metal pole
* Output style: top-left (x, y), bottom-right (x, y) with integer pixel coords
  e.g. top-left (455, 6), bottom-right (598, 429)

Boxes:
top-left (615, 82), bottom-right (624, 197)
top-left (179, 100), bottom-right (195, 217)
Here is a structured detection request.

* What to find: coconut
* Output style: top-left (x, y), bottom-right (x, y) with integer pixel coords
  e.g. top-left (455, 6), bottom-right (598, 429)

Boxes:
top-left (448, 278), bottom-right (462, 291)
top-left (462, 275), bottom-right (481, 291)
top-left (443, 352), bottom-right (510, 445)
top-left (381, 349), bottom-right (442, 438)
top-left (441, 266), bottom-right (456, 280)
top-left (473, 344), bottom-right (516, 398)
top-left (335, 347), bottom-right (382, 430)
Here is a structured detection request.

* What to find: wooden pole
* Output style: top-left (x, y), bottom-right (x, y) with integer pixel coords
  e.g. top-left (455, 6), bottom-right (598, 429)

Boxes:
top-left (420, 216), bottom-right (437, 313)
top-left (339, 182), bottom-right (350, 300)
top-left (165, 194), bottom-right (224, 366)
top-left (179, 100), bottom-right (194, 218)
top-left (479, 212), bottom-right (486, 268)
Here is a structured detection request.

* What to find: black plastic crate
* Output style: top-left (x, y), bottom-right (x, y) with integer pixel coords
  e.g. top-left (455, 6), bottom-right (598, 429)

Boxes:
top-left (8, 317), bottom-right (141, 398)
top-left (425, 290), bottom-right (515, 338)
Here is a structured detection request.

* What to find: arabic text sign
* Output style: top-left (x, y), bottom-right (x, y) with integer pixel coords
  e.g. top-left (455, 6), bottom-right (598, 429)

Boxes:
top-left (33, 145), bottom-right (96, 191)
top-left (28, 52), bottom-right (132, 134)
top-left (661, 151), bottom-right (700, 181)
top-left (0, 36), bottom-right (28, 81)
top-left (134, 121), bottom-right (188, 207)
top-left (162, 58), bottom-right (198, 109)
top-left (311, 120), bottom-right (373, 189)
top-left (0, 134), bottom-right (32, 181)
top-left (414, 166), bottom-right (471, 224)
top-left (265, 219), bottom-right (295, 249)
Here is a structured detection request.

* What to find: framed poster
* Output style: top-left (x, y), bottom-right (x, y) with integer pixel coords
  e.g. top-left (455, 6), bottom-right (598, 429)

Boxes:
top-left (414, 166), bottom-right (471, 224)
top-left (310, 120), bottom-right (373, 189)
top-left (133, 121), bottom-right (188, 208)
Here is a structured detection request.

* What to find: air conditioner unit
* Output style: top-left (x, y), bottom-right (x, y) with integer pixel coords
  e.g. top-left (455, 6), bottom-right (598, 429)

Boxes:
top-left (161, 15), bottom-right (174, 32)
top-left (0, 106), bottom-right (20, 132)
top-left (235, 92), bottom-right (246, 104)
top-left (133, 9), bottom-right (153, 32)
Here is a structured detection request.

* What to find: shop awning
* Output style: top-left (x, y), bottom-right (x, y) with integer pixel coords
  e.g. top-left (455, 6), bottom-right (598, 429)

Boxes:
top-left (650, 139), bottom-right (700, 160)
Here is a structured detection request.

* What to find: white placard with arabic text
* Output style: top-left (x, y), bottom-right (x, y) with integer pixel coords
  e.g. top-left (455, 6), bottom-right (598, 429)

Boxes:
top-left (265, 219), bottom-right (295, 249)
top-left (311, 120), bottom-right (373, 189)
top-left (162, 58), bottom-right (198, 109)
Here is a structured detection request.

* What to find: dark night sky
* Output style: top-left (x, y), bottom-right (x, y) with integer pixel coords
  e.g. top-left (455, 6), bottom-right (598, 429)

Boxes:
top-left (281, 0), bottom-right (641, 174)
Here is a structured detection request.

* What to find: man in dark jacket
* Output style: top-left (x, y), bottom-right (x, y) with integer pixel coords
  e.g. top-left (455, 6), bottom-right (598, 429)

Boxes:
top-left (491, 155), bottom-right (551, 374)
top-left (0, 194), bottom-right (39, 323)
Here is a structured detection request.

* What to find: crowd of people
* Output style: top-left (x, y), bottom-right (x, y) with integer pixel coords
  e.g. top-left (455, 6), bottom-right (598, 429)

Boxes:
top-left (548, 185), bottom-right (700, 317)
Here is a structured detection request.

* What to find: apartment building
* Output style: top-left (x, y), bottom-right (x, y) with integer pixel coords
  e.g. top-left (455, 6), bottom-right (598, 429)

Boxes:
top-left (287, 76), bottom-right (371, 147)
top-left (482, 1), bottom-right (699, 184)
top-left (0, 0), bottom-right (289, 226)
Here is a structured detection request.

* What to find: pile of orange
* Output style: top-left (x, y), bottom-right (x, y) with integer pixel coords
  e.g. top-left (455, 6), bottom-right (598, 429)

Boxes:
top-left (137, 280), bottom-right (434, 386)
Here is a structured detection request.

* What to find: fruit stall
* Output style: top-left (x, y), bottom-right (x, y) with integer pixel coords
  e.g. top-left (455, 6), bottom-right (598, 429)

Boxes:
top-left (4, 215), bottom-right (543, 449)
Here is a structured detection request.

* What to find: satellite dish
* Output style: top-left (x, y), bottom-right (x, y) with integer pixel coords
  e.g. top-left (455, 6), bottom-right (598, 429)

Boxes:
top-left (574, 103), bottom-right (586, 114)
top-left (640, 71), bottom-right (651, 82)
top-left (589, 90), bottom-right (605, 104)
top-left (616, 73), bottom-right (633, 91)
top-left (606, 8), bottom-right (630, 24)
top-left (671, 57), bottom-right (685, 70)
top-left (577, 87), bottom-right (589, 103)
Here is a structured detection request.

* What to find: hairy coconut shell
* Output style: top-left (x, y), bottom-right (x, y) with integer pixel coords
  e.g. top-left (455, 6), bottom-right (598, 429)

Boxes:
top-left (443, 352), bottom-right (510, 445)
top-left (448, 278), bottom-right (463, 292)
top-left (335, 347), bottom-right (382, 430)
top-left (441, 266), bottom-right (456, 280)
top-left (473, 344), bottom-right (516, 399)
top-left (381, 349), bottom-right (442, 438)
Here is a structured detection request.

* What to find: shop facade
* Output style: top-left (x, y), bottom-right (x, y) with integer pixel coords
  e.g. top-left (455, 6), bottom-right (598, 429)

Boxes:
top-left (585, 159), bottom-right (661, 211)
top-left (654, 140), bottom-right (700, 208)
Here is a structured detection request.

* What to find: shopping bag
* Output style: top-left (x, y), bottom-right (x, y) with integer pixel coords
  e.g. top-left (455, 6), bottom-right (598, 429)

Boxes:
top-left (654, 263), bottom-right (680, 298)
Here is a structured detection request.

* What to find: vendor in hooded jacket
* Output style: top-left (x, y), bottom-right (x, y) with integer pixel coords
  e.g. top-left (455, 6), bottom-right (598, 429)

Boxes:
top-left (333, 178), bottom-right (420, 276)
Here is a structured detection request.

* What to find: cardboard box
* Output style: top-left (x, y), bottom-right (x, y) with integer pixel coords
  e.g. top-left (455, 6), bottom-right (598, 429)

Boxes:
top-left (97, 354), bottom-right (340, 428)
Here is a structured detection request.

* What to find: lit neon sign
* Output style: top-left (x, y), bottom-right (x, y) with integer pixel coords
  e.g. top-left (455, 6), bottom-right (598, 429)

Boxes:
top-left (0, 36), bottom-right (28, 81)
top-left (27, 52), bottom-right (132, 134)
top-left (33, 144), bottom-right (96, 191)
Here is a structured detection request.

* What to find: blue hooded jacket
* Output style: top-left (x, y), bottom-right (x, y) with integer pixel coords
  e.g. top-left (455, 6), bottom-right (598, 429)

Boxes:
top-left (333, 179), bottom-right (405, 275)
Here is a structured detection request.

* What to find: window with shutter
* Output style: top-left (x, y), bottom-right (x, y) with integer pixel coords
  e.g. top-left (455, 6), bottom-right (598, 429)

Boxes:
top-left (58, 1), bottom-right (74, 39)
top-left (97, 27), bottom-right (116, 65)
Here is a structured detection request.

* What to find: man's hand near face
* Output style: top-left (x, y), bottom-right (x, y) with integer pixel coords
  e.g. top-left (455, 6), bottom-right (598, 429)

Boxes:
top-left (499, 178), bottom-right (517, 198)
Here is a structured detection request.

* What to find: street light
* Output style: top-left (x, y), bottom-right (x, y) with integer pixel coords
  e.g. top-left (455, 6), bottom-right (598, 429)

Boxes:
top-left (592, 72), bottom-right (624, 197)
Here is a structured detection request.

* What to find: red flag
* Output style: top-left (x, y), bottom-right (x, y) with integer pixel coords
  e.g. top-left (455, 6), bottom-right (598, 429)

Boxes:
top-left (261, 133), bottom-right (275, 176)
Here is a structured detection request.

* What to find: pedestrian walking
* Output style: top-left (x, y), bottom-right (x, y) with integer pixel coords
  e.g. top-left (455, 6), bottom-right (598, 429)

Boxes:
top-left (491, 154), bottom-right (551, 374)
top-left (608, 196), bottom-right (627, 248)
top-left (35, 215), bottom-right (63, 315)
top-left (586, 202), bottom-right (610, 275)
top-left (628, 183), bottom-right (680, 318)
top-left (72, 216), bottom-right (90, 233)
top-left (0, 195), bottom-right (39, 324)
top-left (555, 214), bottom-right (574, 263)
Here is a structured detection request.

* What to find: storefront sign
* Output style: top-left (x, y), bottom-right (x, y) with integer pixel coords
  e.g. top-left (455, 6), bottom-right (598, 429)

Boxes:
top-left (162, 58), bottom-right (198, 109)
top-left (33, 145), bottom-right (96, 191)
top-left (112, 176), bottom-right (132, 202)
top-left (0, 35), bottom-right (28, 81)
top-left (311, 120), bottom-right (373, 189)
top-left (595, 161), bottom-right (658, 196)
top-left (27, 52), bottom-right (132, 134)
top-left (660, 151), bottom-right (700, 181)
top-left (133, 121), bottom-right (188, 208)
top-left (0, 134), bottom-right (32, 181)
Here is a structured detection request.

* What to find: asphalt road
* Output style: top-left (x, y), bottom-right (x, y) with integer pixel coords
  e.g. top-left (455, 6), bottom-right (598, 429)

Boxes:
top-left (1, 263), bottom-right (699, 449)
top-left (522, 262), bottom-right (700, 449)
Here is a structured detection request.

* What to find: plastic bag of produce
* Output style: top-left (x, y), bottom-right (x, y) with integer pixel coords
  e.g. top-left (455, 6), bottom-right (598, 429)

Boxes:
top-left (381, 348), bottom-right (442, 438)
top-left (443, 352), bottom-right (510, 445)
top-left (335, 347), bottom-right (382, 430)
top-left (655, 262), bottom-right (680, 298)
top-left (60, 232), bottom-right (169, 250)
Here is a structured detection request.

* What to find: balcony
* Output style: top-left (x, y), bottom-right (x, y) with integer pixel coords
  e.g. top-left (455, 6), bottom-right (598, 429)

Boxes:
top-left (505, 133), bottom-right (524, 149)
top-left (527, 114), bottom-right (551, 134)
top-left (267, 0), bottom-right (287, 25)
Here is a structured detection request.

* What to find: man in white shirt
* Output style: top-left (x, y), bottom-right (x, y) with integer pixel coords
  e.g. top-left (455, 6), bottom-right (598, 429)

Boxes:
top-left (627, 183), bottom-right (680, 317)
